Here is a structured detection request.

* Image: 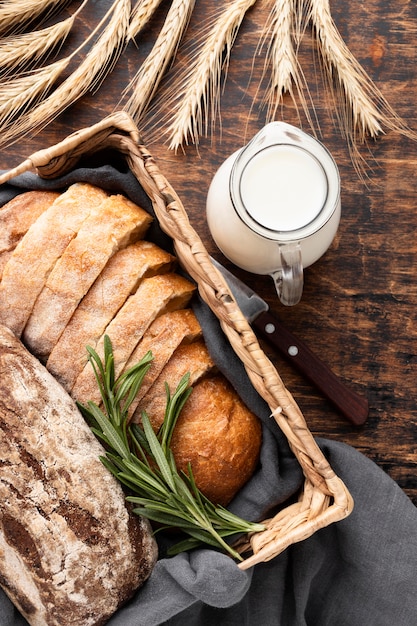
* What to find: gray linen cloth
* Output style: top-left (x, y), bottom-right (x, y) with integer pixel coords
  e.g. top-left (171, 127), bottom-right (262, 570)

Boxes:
top-left (1, 160), bottom-right (417, 625)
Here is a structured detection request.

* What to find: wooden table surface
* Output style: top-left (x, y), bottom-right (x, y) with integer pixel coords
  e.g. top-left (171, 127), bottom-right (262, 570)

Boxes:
top-left (1, 1), bottom-right (417, 503)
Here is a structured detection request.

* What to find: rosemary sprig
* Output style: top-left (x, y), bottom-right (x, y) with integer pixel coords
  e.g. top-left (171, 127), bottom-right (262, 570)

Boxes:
top-left (77, 335), bottom-right (265, 561)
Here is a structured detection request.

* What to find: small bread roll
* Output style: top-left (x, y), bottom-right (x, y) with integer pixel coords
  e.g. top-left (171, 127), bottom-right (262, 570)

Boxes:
top-left (171, 376), bottom-right (262, 506)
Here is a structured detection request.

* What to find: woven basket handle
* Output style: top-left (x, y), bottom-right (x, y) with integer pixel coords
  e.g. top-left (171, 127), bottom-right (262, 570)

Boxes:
top-left (0, 112), bottom-right (139, 183)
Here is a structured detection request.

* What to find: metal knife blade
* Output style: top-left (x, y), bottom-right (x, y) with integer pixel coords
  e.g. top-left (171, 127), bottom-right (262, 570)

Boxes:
top-left (211, 257), bottom-right (369, 426)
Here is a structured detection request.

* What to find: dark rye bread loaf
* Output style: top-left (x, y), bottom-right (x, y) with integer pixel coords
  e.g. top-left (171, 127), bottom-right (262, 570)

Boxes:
top-left (0, 325), bottom-right (157, 626)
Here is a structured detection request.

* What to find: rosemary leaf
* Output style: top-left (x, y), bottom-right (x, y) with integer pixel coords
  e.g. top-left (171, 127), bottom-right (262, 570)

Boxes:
top-left (141, 410), bottom-right (177, 493)
top-left (132, 507), bottom-right (199, 529)
top-left (120, 458), bottom-right (170, 498)
top-left (85, 345), bottom-right (108, 411)
top-left (130, 422), bottom-right (152, 459)
top-left (167, 537), bottom-right (206, 555)
top-left (214, 507), bottom-right (266, 533)
top-left (99, 455), bottom-right (123, 480)
top-left (103, 334), bottom-right (116, 409)
top-left (83, 400), bottom-right (130, 459)
top-left (129, 499), bottom-right (201, 526)
top-left (160, 374), bottom-right (193, 453)
top-left (173, 525), bottom-right (243, 560)
top-left (114, 351), bottom-right (153, 411)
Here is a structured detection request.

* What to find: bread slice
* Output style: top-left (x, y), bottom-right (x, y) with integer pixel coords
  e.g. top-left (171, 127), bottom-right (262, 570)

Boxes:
top-left (46, 240), bottom-right (174, 391)
top-left (0, 324), bottom-right (157, 625)
top-left (23, 193), bottom-right (152, 362)
top-left (132, 338), bottom-right (216, 430)
top-left (71, 272), bottom-right (196, 405)
top-left (0, 183), bottom-right (108, 337)
top-left (123, 308), bottom-right (202, 417)
top-left (0, 190), bottom-right (59, 279)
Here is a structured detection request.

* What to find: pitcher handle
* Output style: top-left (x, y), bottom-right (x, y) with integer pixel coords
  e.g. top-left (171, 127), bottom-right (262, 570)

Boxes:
top-left (270, 242), bottom-right (303, 306)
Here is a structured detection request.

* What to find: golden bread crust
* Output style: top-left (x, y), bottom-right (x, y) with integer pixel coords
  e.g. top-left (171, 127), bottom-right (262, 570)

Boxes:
top-left (123, 308), bottom-right (202, 416)
top-left (133, 338), bottom-right (216, 429)
top-left (47, 240), bottom-right (174, 391)
top-left (0, 190), bottom-right (59, 279)
top-left (22, 193), bottom-right (152, 362)
top-left (171, 376), bottom-right (262, 506)
top-left (0, 183), bottom-right (108, 336)
top-left (71, 272), bottom-right (196, 404)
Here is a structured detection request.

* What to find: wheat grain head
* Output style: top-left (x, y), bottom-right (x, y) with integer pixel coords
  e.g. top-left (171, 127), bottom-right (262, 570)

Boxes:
top-left (0, 0), bottom-right (90, 78)
top-left (160, 0), bottom-right (257, 151)
top-left (257, 0), bottom-right (317, 131)
top-left (0, 17), bottom-right (74, 78)
top-left (128, 0), bottom-right (166, 41)
top-left (305, 0), bottom-right (415, 145)
top-left (124, 0), bottom-right (196, 124)
top-left (0, 0), bottom-right (72, 37)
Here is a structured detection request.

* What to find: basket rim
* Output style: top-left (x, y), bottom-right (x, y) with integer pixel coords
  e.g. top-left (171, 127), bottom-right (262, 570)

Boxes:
top-left (0, 111), bottom-right (354, 568)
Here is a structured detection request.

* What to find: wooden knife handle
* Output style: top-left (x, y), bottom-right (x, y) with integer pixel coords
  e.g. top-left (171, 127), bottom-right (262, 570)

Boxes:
top-left (253, 310), bottom-right (369, 426)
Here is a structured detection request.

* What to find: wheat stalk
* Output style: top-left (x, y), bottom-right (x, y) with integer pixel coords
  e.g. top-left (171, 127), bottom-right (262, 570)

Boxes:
top-left (0, 0), bottom-right (88, 129)
top-left (0, 0), bottom-right (130, 148)
top-left (0, 60), bottom-right (70, 118)
top-left (161, 0), bottom-right (257, 151)
top-left (0, 18), bottom-right (73, 78)
top-left (258, 0), bottom-right (316, 129)
top-left (124, 0), bottom-right (196, 123)
top-left (305, 0), bottom-right (414, 145)
top-left (81, 0), bottom-right (130, 92)
top-left (0, 0), bottom-right (72, 37)
top-left (128, 0), bottom-right (166, 41)
top-left (270, 0), bottom-right (298, 97)
top-left (0, 0), bottom-right (90, 78)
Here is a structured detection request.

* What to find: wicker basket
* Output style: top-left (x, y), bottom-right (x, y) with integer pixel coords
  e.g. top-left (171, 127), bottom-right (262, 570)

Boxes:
top-left (0, 111), bottom-right (353, 571)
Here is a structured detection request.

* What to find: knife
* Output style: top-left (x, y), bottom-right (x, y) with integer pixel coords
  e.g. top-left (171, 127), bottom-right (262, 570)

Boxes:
top-left (210, 257), bottom-right (369, 426)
